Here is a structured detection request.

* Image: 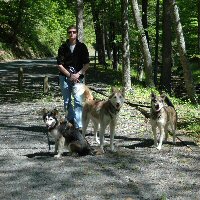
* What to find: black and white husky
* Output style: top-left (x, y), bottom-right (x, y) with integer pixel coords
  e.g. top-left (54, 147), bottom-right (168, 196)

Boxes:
top-left (43, 109), bottom-right (92, 158)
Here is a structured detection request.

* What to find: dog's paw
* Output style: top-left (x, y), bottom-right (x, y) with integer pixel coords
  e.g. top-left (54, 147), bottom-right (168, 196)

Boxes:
top-left (156, 146), bottom-right (162, 150)
top-left (54, 154), bottom-right (62, 158)
top-left (110, 145), bottom-right (116, 152)
top-left (111, 148), bottom-right (117, 152)
top-left (100, 146), bottom-right (105, 154)
top-left (154, 142), bottom-right (158, 147)
top-left (95, 137), bottom-right (100, 144)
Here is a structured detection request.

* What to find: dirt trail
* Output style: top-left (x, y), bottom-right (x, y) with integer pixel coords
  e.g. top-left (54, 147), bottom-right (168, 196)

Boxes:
top-left (0, 59), bottom-right (199, 200)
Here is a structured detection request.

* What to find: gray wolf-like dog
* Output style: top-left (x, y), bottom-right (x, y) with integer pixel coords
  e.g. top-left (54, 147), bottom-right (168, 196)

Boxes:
top-left (150, 93), bottom-right (177, 150)
top-left (82, 87), bottom-right (125, 152)
top-left (43, 108), bottom-right (93, 158)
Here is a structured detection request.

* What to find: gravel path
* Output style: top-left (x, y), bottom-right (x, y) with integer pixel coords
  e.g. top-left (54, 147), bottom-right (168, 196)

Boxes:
top-left (0, 59), bottom-right (199, 200)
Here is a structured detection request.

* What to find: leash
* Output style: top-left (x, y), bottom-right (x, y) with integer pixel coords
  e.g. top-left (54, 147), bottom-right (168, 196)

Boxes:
top-left (46, 132), bottom-right (51, 151)
top-left (107, 100), bottom-right (120, 119)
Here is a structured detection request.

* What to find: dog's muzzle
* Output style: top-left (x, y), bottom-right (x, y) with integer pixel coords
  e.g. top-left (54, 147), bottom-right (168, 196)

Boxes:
top-left (115, 103), bottom-right (121, 110)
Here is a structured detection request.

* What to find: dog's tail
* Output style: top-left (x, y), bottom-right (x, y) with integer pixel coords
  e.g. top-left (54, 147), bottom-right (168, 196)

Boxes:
top-left (83, 86), bottom-right (93, 102)
top-left (80, 146), bottom-right (104, 156)
top-left (79, 138), bottom-right (96, 156)
top-left (161, 94), bottom-right (175, 108)
top-left (79, 139), bottom-right (104, 156)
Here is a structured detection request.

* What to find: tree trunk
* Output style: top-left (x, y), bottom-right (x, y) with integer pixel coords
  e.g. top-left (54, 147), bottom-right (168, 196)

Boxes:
top-left (76, 0), bottom-right (84, 42)
top-left (169, 0), bottom-right (197, 103)
top-left (105, 27), bottom-right (112, 60)
top-left (121, 0), bottom-right (131, 90)
top-left (154, 0), bottom-right (160, 86)
top-left (110, 21), bottom-right (118, 70)
top-left (130, 0), bottom-right (154, 87)
top-left (160, 0), bottom-right (172, 94)
top-left (91, 1), bottom-right (106, 65)
top-left (198, 0), bottom-right (200, 68)
top-left (142, 0), bottom-right (149, 46)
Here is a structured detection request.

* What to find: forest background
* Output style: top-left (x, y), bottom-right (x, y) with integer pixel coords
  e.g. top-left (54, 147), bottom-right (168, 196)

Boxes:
top-left (0, 0), bottom-right (199, 142)
top-left (0, 0), bottom-right (199, 92)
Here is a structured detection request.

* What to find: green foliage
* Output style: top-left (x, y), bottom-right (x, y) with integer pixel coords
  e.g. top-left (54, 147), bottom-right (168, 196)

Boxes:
top-left (0, 0), bottom-right (77, 58)
top-left (0, 0), bottom-right (199, 65)
top-left (177, 0), bottom-right (199, 55)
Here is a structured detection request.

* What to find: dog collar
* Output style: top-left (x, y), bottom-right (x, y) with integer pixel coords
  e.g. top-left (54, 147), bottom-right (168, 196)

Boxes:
top-left (151, 109), bottom-right (162, 120)
top-left (47, 120), bottom-right (59, 132)
top-left (108, 101), bottom-right (120, 118)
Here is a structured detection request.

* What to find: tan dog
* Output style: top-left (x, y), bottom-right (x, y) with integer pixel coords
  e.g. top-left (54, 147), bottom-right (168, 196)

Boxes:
top-left (43, 109), bottom-right (93, 158)
top-left (82, 87), bottom-right (125, 152)
top-left (150, 93), bottom-right (177, 150)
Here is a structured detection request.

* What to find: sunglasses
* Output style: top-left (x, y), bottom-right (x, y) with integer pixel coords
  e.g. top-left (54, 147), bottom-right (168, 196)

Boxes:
top-left (68, 31), bottom-right (77, 34)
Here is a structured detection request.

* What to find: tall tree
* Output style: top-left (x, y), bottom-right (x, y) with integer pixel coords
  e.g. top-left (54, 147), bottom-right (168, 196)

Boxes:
top-left (198, 0), bottom-right (200, 68)
top-left (110, 21), bottom-right (119, 70)
top-left (142, 0), bottom-right (149, 46)
top-left (77, 0), bottom-right (84, 42)
top-left (130, 0), bottom-right (154, 87)
top-left (160, 0), bottom-right (172, 94)
top-left (90, 1), bottom-right (106, 65)
top-left (169, 0), bottom-right (197, 103)
top-left (110, 0), bottom-right (119, 70)
top-left (154, 0), bottom-right (160, 86)
top-left (121, 0), bottom-right (131, 90)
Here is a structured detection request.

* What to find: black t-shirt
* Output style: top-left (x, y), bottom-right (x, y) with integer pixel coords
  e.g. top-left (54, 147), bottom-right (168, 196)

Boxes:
top-left (56, 39), bottom-right (90, 76)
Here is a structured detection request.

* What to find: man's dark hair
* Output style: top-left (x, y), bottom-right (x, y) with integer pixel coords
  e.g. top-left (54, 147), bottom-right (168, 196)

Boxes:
top-left (67, 25), bottom-right (77, 32)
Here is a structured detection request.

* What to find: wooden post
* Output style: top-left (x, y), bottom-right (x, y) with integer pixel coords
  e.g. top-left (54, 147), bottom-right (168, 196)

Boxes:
top-left (18, 67), bottom-right (23, 91)
top-left (43, 76), bottom-right (49, 94)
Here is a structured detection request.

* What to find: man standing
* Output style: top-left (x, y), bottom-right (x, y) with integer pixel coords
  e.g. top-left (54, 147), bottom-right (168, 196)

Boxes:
top-left (56, 25), bottom-right (90, 131)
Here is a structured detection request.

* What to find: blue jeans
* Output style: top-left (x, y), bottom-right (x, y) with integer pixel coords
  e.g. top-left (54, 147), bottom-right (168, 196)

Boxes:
top-left (59, 75), bottom-right (83, 129)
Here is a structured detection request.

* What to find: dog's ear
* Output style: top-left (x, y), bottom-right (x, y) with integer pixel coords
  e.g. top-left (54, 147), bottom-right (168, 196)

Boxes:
top-left (160, 93), bottom-right (166, 101)
top-left (120, 87), bottom-right (125, 97)
top-left (42, 108), bottom-right (48, 115)
top-left (111, 87), bottom-right (117, 93)
top-left (151, 92), bottom-right (156, 99)
top-left (52, 108), bottom-right (59, 116)
top-left (59, 116), bottom-right (65, 124)
top-left (111, 87), bottom-right (125, 95)
top-left (42, 108), bottom-right (48, 121)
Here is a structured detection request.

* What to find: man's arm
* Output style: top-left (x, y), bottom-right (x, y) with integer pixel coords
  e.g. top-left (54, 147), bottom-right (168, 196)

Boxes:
top-left (72, 63), bottom-right (89, 82)
top-left (78, 63), bottom-right (89, 75)
top-left (57, 64), bottom-right (71, 77)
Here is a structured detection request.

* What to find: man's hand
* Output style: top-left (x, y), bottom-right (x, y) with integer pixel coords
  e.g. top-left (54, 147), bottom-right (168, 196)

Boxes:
top-left (70, 72), bottom-right (80, 83)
